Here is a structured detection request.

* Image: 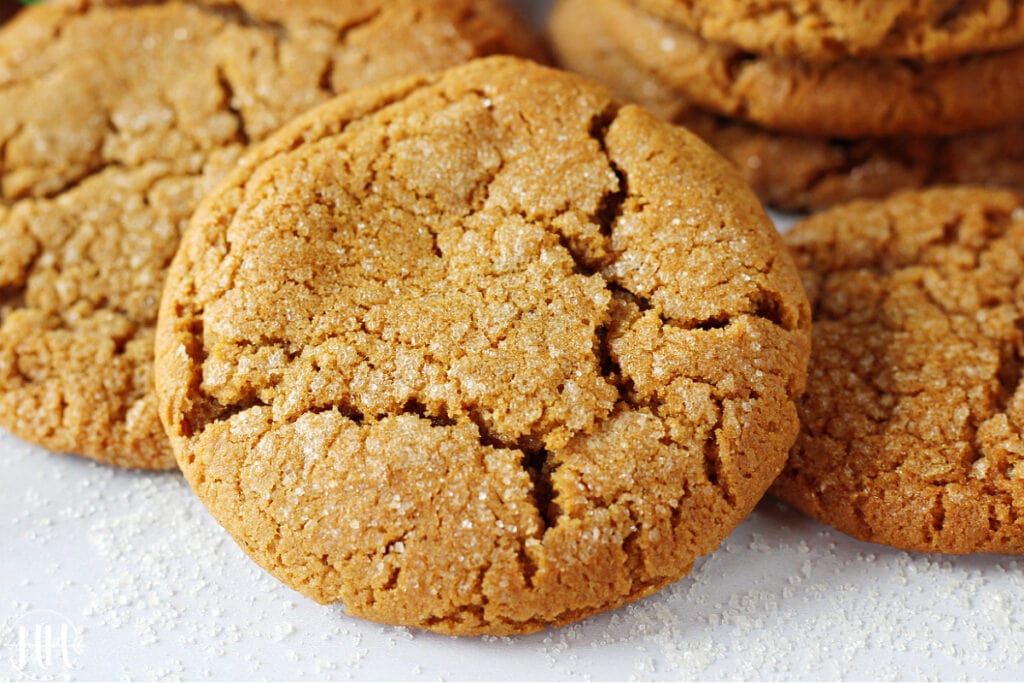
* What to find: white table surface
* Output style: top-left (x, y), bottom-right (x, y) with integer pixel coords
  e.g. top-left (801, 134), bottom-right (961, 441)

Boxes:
top-left (3, 2), bottom-right (1024, 680)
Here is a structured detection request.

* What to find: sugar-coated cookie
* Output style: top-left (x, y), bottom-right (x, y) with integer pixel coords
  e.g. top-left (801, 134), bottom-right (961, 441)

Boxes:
top-left (774, 188), bottom-right (1024, 554)
top-left (155, 57), bottom-right (811, 634)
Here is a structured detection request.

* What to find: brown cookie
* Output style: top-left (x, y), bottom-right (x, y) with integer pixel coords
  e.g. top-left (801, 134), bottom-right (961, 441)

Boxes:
top-left (0, 0), bottom-right (545, 469)
top-left (597, 0), bottom-right (1024, 138)
top-left (629, 0), bottom-right (1024, 63)
top-left (548, 0), bottom-right (1024, 211)
top-left (154, 57), bottom-right (811, 635)
top-left (774, 187), bottom-right (1024, 554)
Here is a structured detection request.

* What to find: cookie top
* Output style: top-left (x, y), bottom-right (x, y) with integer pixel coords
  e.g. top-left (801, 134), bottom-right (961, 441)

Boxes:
top-left (773, 188), bottom-right (1024, 554)
top-left (598, 0), bottom-right (1024, 138)
top-left (549, 0), bottom-right (1024, 211)
top-left (0, 0), bottom-right (544, 469)
top-left (630, 0), bottom-right (1024, 63)
top-left (155, 57), bottom-right (811, 635)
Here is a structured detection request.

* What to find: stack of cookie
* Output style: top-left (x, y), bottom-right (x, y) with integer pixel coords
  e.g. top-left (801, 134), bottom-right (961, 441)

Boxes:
top-left (549, 0), bottom-right (1024, 211)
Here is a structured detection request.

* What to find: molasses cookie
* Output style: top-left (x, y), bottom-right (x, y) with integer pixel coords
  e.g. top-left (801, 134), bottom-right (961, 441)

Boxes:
top-left (155, 57), bottom-right (812, 634)
top-left (0, 0), bottom-right (545, 469)
top-left (629, 0), bottom-right (1024, 63)
top-left (549, 0), bottom-right (1024, 211)
top-left (598, 0), bottom-right (1024, 138)
top-left (774, 187), bottom-right (1024, 554)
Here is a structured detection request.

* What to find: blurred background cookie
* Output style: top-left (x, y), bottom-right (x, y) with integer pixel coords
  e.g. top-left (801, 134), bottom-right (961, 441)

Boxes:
top-left (626, 0), bottom-right (1024, 63)
top-left (548, 0), bottom-right (1024, 210)
top-left (0, 0), bottom-right (545, 470)
top-left (598, 0), bottom-right (1024, 138)
top-left (549, 0), bottom-right (1024, 211)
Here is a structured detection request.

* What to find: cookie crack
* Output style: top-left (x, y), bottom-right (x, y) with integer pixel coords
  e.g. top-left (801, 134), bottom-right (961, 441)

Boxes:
top-left (314, 7), bottom-right (384, 44)
top-left (392, 400), bottom-right (563, 536)
top-left (588, 105), bottom-right (627, 233)
top-left (198, 1), bottom-right (288, 39)
top-left (702, 411), bottom-right (735, 506)
top-left (38, 157), bottom-right (128, 202)
top-left (215, 66), bottom-right (250, 146)
top-left (594, 313), bottom-right (636, 410)
top-left (928, 489), bottom-right (946, 541)
top-left (0, 239), bottom-right (40, 318)
top-left (748, 280), bottom-right (791, 330)
top-left (996, 318), bottom-right (1024, 412)
top-left (0, 123), bottom-right (26, 205)
top-left (586, 107), bottom-right (796, 336)
top-left (317, 56), bottom-right (336, 94)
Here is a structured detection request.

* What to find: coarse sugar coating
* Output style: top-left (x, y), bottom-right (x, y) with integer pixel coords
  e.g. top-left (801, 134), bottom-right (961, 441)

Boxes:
top-left (548, 0), bottom-right (1024, 211)
top-left (774, 187), bottom-right (1024, 554)
top-left (597, 0), bottom-right (1024, 138)
top-left (154, 57), bottom-right (812, 635)
top-left (0, 0), bottom-right (545, 469)
top-left (629, 0), bottom-right (1024, 63)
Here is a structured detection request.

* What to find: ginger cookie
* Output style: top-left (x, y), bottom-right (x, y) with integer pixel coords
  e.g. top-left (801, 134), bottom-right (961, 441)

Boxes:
top-left (597, 0), bottom-right (1024, 138)
top-left (549, 0), bottom-right (1024, 211)
top-left (0, 0), bottom-right (545, 470)
top-left (629, 0), bottom-right (1024, 63)
top-left (154, 57), bottom-right (812, 635)
top-left (774, 187), bottom-right (1024, 554)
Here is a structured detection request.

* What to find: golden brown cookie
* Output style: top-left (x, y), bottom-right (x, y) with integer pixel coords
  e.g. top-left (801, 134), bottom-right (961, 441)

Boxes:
top-left (155, 57), bottom-right (811, 635)
top-left (774, 187), bottom-right (1024, 554)
top-left (0, 0), bottom-right (545, 470)
top-left (548, 0), bottom-right (1024, 211)
top-left (597, 0), bottom-right (1024, 138)
top-left (630, 0), bottom-right (1024, 63)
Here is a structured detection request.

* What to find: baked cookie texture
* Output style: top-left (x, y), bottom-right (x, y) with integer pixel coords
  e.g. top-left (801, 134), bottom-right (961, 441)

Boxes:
top-left (155, 57), bottom-right (812, 635)
top-left (599, 0), bottom-right (1024, 138)
top-left (549, 0), bottom-right (1024, 211)
top-left (629, 0), bottom-right (1024, 63)
top-left (773, 188), bottom-right (1024, 554)
top-left (0, 0), bottom-right (545, 469)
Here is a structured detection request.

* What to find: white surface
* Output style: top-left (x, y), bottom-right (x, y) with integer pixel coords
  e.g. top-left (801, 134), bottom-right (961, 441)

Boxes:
top-left (3, 432), bottom-right (1024, 681)
top-left (3, 2), bottom-right (1024, 681)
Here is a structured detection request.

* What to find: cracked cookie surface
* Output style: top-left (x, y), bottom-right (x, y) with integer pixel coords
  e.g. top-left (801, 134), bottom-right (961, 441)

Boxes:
top-left (630, 0), bottom-right (1024, 63)
top-left (774, 187), bottom-right (1024, 554)
top-left (0, 0), bottom-right (544, 469)
top-left (549, 0), bottom-right (1024, 211)
top-left (155, 57), bottom-right (812, 635)
top-left (598, 0), bottom-right (1024, 138)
